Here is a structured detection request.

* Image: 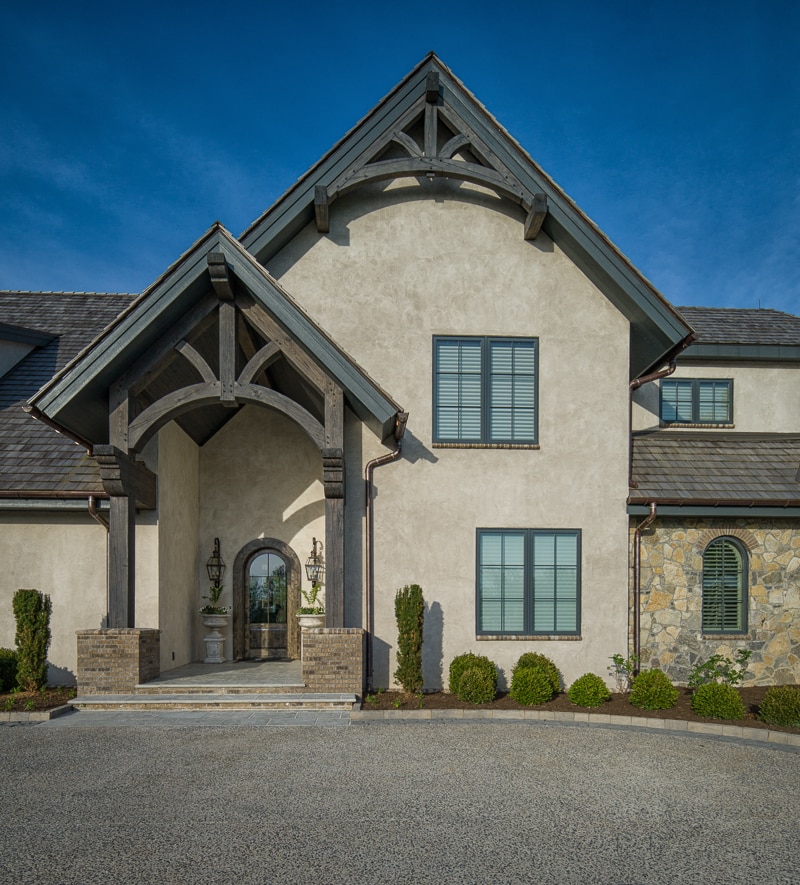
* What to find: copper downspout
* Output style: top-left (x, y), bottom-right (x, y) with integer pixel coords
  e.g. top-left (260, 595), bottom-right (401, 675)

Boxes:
top-left (632, 502), bottom-right (657, 673)
top-left (88, 495), bottom-right (109, 530)
top-left (365, 411), bottom-right (408, 691)
top-left (628, 359), bottom-right (677, 489)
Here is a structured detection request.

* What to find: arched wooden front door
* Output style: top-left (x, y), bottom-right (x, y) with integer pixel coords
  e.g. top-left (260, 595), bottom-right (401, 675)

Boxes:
top-left (233, 538), bottom-right (301, 661)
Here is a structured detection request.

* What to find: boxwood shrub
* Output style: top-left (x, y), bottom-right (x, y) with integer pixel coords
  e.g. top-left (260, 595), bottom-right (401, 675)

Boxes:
top-left (511, 652), bottom-right (561, 694)
top-left (449, 652), bottom-right (497, 696)
top-left (568, 673), bottom-right (611, 708)
top-left (0, 648), bottom-right (17, 692)
top-left (629, 669), bottom-right (678, 710)
top-left (758, 685), bottom-right (800, 728)
top-left (457, 666), bottom-right (497, 704)
top-left (509, 666), bottom-right (554, 705)
top-left (691, 683), bottom-right (746, 720)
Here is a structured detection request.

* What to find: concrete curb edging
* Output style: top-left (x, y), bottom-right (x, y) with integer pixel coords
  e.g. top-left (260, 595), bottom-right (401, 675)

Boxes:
top-left (0, 705), bottom-right (72, 723)
top-left (351, 708), bottom-right (800, 746)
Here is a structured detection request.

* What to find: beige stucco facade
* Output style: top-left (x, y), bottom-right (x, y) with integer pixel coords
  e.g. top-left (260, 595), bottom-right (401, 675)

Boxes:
top-left (268, 180), bottom-right (633, 688)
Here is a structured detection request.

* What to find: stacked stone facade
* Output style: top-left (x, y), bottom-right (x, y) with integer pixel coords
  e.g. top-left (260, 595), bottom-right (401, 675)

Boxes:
top-left (302, 628), bottom-right (365, 695)
top-left (76, 628), bottom-right (160, 694)
top-left (634, 518), bottom-right (800, 685)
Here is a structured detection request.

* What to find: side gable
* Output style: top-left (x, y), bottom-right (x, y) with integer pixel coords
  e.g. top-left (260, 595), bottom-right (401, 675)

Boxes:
top-left (240, 52), bottom-right (692, 378)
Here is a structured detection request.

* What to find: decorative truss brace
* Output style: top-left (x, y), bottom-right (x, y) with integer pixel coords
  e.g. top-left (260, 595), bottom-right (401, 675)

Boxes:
top-left (314, 71), bottom-right (548, 240)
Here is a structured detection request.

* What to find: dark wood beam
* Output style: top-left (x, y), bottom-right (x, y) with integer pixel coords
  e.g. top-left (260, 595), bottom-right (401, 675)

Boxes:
top-left (391, 130), bottom-right (422, 158)
top-left (108, 495), bottom-right (136, 628)
top-left (219, 301), bottom-right (236, 405)
top-left (424, 102), bottom-right (437, 157)
top-left (314, 186), bottom-right (329, 233)
top-left (524, 193), bottom-right (548, 240)
top-left (425, 71), bottom-right (440, 104)
top-left (238, 341), bottom-right (280, 385)
top-left (237, 314), bottom-right (272, 388)
top-left (175, 340), bottom-right (216, 383)
top-left (93, 445), bottom-right (157, 510)
top-left (207, 252), bottom-right (235, 300)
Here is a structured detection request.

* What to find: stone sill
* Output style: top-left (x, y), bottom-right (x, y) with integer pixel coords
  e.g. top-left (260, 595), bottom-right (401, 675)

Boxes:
top-left (476, 634), bottom-right (582, 641)
top-left (700, 633), bottom-right (751, 640)
top-left (433, 443), bottom-right (540, 450)
top-left (659, 422), bottom-right (735, 429)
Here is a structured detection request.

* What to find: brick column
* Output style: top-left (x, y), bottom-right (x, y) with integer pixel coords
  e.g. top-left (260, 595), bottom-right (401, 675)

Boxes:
top-left (76, 628), bottom-right (160, 694)
top-left (302, 628), bottom-right (364, 696)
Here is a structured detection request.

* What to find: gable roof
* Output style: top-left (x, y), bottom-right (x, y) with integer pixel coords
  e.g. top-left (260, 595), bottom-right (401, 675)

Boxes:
top-left (0, 292), bottom-right (135, 498)
top-left (629, 431), bottom-right (800, 507)
top-left (677, 306), bottom-right (800, 361)
top-left (240, 52), bottom-right (692, 378)
top-left (29, 225), bottom-right (403, 445)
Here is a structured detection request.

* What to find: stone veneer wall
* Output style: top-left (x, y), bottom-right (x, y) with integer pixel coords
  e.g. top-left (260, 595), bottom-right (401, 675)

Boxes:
top-left (635, 518), bottom-right (800, 686)
top-left (76, 629), bottom-right (161, 694)
top-left (302, 628), bottom-right (364, 696)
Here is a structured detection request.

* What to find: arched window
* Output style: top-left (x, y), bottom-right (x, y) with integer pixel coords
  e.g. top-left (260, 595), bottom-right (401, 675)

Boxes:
top-left (702, 537), bottom-right (747, 633)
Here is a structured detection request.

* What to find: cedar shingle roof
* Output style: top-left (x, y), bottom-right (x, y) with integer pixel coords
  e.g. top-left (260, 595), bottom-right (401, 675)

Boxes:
top-left (0, 293), bottom-right (135, 496)
top-left (630, 432), bottom-right (800, 506)
top-left (677, 306), bottom-right (800, 346)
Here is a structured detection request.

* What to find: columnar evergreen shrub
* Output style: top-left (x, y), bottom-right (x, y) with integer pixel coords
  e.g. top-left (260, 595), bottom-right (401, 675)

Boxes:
top-left (758, 686), bottom-right (800, 728)
top-left (457, 666), bottom-right (497, 704)
top-left (449, 652), bottom-right (497, 697)
top-left (509, 666), bottom-right (554, 705)
top-left (13, 589), bottom-right (52, 692)
top-left (629, 669), bottom-right (678, 710)
top-left (568, 673), bottom-right (611, 707)
top-left (0, 648), bottom-right (18, 691)
top-left (691, 683), bottom-right (746, 720)
top-left (394, 584), bottom-right (424, 693)
top-left (512, 652), bottom-right (561, 694)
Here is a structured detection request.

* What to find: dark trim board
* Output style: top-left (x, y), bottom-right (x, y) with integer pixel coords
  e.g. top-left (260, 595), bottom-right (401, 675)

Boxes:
top-left (627, 504), bottom-right (800, 518)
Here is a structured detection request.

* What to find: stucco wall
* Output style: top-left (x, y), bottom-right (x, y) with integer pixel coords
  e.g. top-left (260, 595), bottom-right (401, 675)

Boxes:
top-left (636, 517), bottom-right (800, 685)
top-left (0, 510), bottom-right (107, 684)
top-left (197, 406), bottom-right (325, 661)
top-left (632, 362), bottom-right (800, 432)
top-left (155, 422), bottom-right (200, 671)
top-left (269, 179), bottom-right (632, 690)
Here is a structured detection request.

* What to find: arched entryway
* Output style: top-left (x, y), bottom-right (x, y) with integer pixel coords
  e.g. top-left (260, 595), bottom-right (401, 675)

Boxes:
top-left (233, 538), bottom-right (301, 661)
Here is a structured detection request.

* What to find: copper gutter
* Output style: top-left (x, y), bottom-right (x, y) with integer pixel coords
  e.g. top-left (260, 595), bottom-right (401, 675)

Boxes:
top-left (364, 411), bottom-right (408, 691)
top-left (632, 502), bottom-right (657, 673)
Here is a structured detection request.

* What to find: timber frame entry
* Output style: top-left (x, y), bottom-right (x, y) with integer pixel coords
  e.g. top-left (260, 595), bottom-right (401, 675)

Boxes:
top-left (97, 251), bottom-right (346, 631)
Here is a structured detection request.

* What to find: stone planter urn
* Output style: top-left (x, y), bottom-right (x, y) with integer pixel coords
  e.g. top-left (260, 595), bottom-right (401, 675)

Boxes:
top-left (201, 613), bottom-right (231, 663)
top-left (296, 613), bottom-right (325, 630)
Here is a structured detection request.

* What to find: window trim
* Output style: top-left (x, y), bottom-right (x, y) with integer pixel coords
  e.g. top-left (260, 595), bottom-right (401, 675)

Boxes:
top-left (659, 378), bottom-right (733, 425)
top-left (475, 528), bottom-right (581, 637)
top-left (432, 336), bottom-right (539, 445)
top-left (701, 536), bottom-right (748, 635)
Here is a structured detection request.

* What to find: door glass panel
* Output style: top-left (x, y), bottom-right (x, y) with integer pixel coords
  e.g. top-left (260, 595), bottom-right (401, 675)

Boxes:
top-left (248, 552), bottom-right (288, 625)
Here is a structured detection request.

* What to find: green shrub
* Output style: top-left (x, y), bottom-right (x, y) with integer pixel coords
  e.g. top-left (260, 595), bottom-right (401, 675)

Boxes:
top-left (509, 666), bottom-right (554, 705)
top-left (691, 683), bottom-right (746, 720)
top-left (688, 650), bottom-right (751, 688)
top-left (608, 652), bottom-right (639, 693)
top-left (0, 648), bottom-right (17, 692)
top-left (758, 686), bottom-right (800, 728)
top-left (512, 652), bottom-right (561, 694)
top-left (568, 673), bottom-right (611, 708)
top-left (13, 589), bottom-right (52, 692)
top-left (449, 652), bottom-right (497, 695)
top-left (629, 669), bottom-right (678, 710)
top-left (394, 584), bottom-right (424, 694)
top-left (456, 666), bottom-right (497, 704)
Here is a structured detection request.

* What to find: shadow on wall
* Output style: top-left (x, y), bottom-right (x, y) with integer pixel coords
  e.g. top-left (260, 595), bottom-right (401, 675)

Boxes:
top-left (47, 663), bottom-right (76, 687)
top-left (372, 635), bottom-right (392, 690)
top-left (422, 600), bottom-right (444, 690)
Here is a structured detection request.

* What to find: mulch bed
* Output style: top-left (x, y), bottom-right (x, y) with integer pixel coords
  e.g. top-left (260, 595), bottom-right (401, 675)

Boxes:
top-left (0, 687), bottom-right (76, 713)
top-left (363, 686), bottom-right (800, 735)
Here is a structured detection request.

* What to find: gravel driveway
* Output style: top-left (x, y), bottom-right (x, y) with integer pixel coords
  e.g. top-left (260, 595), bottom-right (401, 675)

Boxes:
top-left (1, 720), bottom-right (798, 884)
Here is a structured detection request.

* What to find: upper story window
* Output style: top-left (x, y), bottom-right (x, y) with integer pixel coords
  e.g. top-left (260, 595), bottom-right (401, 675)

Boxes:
top-left (660, 378), bottom-right (732, 425)
top-left (433, 337), bottom-right (537, 444)
top-left (702, 537), bottom-right (747, 634)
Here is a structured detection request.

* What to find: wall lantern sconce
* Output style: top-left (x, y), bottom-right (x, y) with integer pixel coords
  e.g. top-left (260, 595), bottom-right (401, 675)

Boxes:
top-left (206, 537), bottom-right (226, 588)
top-left (305, 537), bottom-right (325, 585)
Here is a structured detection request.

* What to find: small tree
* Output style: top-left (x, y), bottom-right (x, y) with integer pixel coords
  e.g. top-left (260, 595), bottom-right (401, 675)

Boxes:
top-left (13, 589), bottom-right (52, 691)
top-left (394, 584), bottom-right (424, 694)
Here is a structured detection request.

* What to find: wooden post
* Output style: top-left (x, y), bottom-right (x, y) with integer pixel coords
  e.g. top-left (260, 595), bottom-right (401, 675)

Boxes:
top-left (324, 382), bottom-right (345, 627)
top-left (108, 495), bottom-right (136, 627)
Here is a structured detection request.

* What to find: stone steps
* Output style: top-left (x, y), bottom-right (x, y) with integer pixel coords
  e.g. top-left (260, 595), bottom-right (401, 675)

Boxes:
top-left (134, 682), bottom-right (308, 696)
top-left (70, 692), bottom-right (358, 713)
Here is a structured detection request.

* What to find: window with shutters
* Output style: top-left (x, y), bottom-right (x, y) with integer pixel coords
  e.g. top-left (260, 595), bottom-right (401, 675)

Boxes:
top-left (660, 378), bottom-right (733, 425)
top-left (433, 337), bottom-right (537, 444)
top-left (476, 529), bottom-right (580, 636)
top-left (702, 537), bottom-right (747, 633)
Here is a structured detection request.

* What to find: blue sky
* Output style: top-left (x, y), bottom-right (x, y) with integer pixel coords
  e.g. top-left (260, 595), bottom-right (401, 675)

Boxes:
top-left (1, 0), bottom-right (798, 313)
